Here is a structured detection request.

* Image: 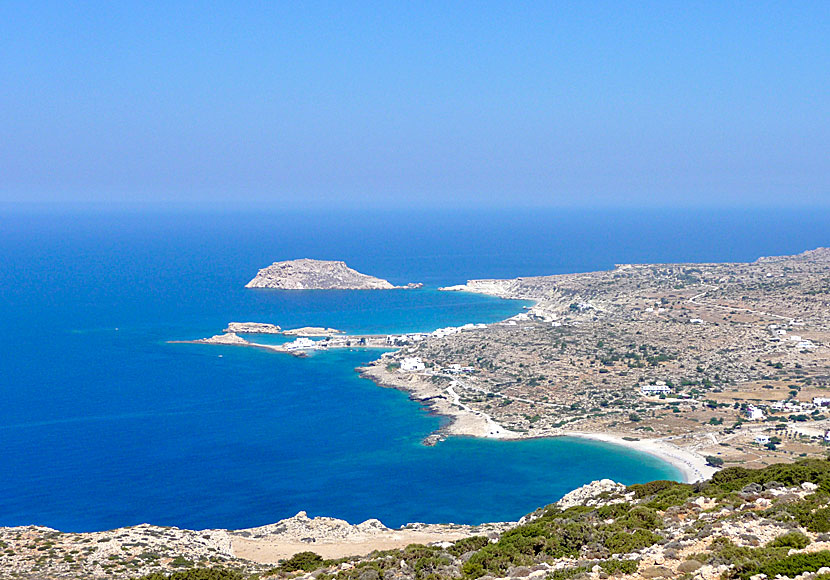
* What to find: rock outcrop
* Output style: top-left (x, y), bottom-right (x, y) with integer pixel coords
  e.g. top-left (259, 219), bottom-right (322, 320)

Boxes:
top-left (283, 327), bottom-right (343, 336)
top-left (233, 511), bottom-right (389, 542)
top-left (225, 322), bottom-right (282, 334)
top-left (245, 259), bottom-right (421, 290)
top-left (555, 478), bottom-right (629, 509)
top-left (195, 332), bottom-right (249, 345)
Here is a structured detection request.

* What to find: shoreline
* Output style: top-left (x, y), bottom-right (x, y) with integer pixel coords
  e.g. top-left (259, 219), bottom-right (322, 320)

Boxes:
top-left (555, 431), bottom-right (717, 484)
top-left (171, 290), bottom-right (712, 485)
top-left (357, 363), bottom-right (706, 483)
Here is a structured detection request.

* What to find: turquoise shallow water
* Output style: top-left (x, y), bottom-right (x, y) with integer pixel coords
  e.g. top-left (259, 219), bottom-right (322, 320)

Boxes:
top-left (1, 208), bottom-right (827, 532)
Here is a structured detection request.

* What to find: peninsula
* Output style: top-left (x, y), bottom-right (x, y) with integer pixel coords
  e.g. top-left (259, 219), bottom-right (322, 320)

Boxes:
top-left (183, 248), bottom-right (830, 477)
top-left (245, 259), bottom-right (422, 290)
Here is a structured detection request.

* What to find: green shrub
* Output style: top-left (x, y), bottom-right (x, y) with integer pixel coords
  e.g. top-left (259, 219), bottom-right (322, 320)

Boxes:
top-left (756, 550), bottom-right (830, 580)
top-left (279, 551), bottom-right (326, 572)
top-left (170, 556), bottom-right (194, 568)
top-left (599, 559), bottom-right (639, 575)
top-left (619, 506), bottom-right (662, 531)
top-left (448, 536), bottom-right (489, 557)
top-left (769, 531), bottom-right (811, 549)
top-left (547, 566), bottom-right (589, 580)
top-left (605, 529), bottom-right (661, 554)
top-left (705, 459), bottom-right (830, 495)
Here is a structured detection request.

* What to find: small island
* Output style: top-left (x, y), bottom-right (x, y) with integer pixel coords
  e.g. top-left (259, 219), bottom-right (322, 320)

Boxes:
top-left (224, 322), bottom-right (282, 334)
top-left (245, 259), bottom-right (422, 290)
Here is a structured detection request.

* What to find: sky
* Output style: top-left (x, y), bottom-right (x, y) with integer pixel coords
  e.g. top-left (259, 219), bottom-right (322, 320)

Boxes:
top-left (1, 1), bottom-right (828, 210)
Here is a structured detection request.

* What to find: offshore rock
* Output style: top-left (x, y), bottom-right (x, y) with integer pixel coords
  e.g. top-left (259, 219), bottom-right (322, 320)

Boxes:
top-left (245, 259), bottom-right (420, 290)
top-left (194, 332), bottom-right (249, 345)
top-left (283, 326), bottom-right (344, 336)
top-left (224, 322), bottom-right (282, 334)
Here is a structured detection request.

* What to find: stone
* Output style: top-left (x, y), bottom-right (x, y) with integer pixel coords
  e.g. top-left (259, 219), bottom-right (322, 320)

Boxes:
top-left (359, 569), bottom-right (380, 580)
top-left (678, 560), bottom-right (704, 573)
top-left (641, 566), bottom-right (671, 578)
top-left (557, 479), bottom-right (626, 509)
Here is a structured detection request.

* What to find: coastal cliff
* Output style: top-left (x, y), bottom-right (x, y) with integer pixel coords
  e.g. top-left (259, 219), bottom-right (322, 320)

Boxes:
top-left (245, 259), bottom-right (421, 290)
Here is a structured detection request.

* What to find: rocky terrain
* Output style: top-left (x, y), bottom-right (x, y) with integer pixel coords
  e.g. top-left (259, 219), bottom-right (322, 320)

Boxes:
top-left (11, 460), bottom-right (830, 580)
top-left (282, 327), bottom-right (343, 336)
top-left (0, 509), bottom-right (508, 579)
top-left (225, 323), bottom-right (283, 334)
top-left (245, 259), bottom-right (421, 290)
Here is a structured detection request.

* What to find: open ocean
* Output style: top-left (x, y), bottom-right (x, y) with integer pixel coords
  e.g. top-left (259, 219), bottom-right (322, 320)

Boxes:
top-left (1, 208), bottom-right (828, 532)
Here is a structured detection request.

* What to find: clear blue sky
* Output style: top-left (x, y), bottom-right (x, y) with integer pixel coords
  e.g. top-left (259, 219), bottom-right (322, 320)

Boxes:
top-left (1, 1), bottom-right (828, 209)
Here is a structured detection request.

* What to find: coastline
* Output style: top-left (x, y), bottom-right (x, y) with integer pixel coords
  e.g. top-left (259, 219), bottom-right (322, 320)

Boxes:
top-left (556, 431), bottom-right (717, 484)
top-left (357, 362), bottom-right (705, 483)
top-left (171, 286), bottom-right (714, 485)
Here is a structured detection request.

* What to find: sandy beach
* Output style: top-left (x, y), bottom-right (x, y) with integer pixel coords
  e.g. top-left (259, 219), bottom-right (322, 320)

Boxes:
top-left (558, 431), bottom-right (717, 483)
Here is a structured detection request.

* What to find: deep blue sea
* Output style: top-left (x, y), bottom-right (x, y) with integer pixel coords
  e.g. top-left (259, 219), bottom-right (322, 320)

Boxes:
top-left (1, 208), bottom-right (828, 532)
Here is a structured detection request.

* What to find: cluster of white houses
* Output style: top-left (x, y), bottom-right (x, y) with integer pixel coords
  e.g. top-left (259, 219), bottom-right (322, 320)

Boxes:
top-left (398, 357), bottom-right (475, 374)
top-left (766, 325), bottom-right (818, 349)
top-left (282, 337), bottom-right (318, 351)
top-left (383, 324), bottom-right (490, 347)
top-left (740, 398), bottom-right (830, 422)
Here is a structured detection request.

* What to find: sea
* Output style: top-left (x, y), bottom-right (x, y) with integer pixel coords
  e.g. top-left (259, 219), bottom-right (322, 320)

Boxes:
top-left (1, 207), bottom-right (828, 533)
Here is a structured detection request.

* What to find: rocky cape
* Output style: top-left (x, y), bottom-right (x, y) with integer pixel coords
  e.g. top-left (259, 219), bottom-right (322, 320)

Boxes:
top-left (245, 259), bottom-right (422, 290)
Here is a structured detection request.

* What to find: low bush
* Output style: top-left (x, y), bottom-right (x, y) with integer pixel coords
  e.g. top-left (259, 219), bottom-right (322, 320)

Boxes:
top-left (769, 531), bottom-right (811, 549)
top-left (278, 551), bottom-right (326, 572)
top-left (599, 559), bottom-right (639, 575)
top-left (133, 569), bottom-right (245, 580)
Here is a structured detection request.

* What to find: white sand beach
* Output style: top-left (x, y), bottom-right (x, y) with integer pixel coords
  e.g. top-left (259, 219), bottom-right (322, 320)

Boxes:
top-left (559, 431), bottom-right (717, 483)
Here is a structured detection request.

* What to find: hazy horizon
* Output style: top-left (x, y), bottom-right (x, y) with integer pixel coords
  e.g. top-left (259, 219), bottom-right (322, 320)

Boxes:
top-left (2, 2), bottom-right (828, 210)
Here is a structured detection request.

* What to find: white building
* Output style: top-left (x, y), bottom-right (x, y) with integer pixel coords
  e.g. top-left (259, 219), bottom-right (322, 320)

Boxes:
top-left (445, 364), bottom-right (474, 374)
top-left (641, 384), bottom-right (672, 396)
top-left (814, 397), bottom-right (830, 407)
top-left (744, 405), bottom-right (765, 421)
top-left (755, 435), bottom-right (771, 445)
top-left (400, 357), bottom-right (426, 372)
top-left (284, 337), bottom-right (317, 351)
top-left (431, 327), bottom-right (461, 338)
